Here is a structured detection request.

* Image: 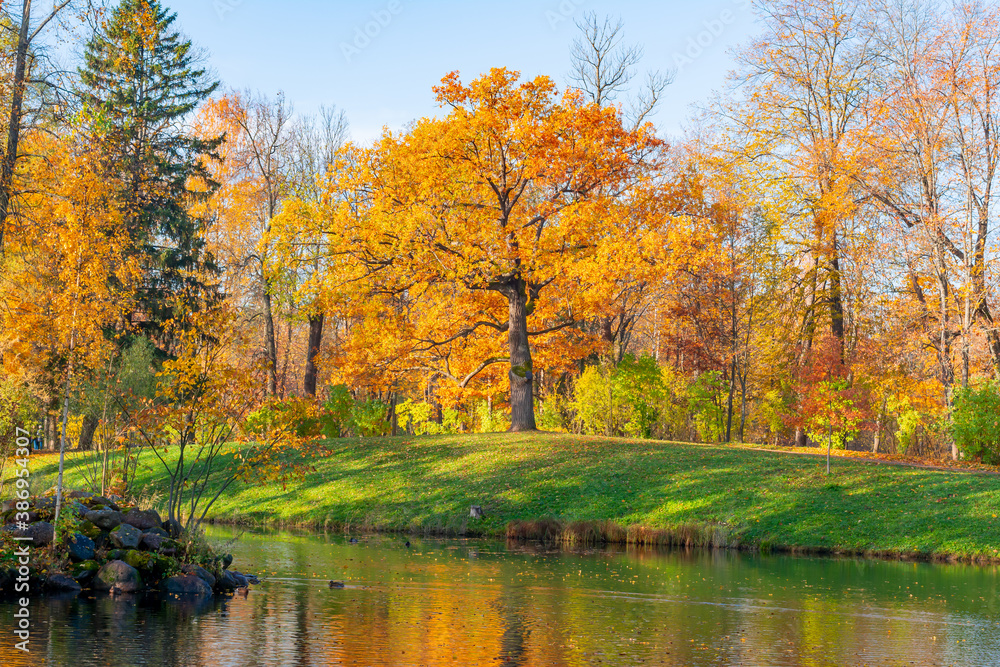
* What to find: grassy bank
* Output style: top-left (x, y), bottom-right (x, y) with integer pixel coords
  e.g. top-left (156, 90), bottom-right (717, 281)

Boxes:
top-left (24, 433), bottom-right (1000, 562)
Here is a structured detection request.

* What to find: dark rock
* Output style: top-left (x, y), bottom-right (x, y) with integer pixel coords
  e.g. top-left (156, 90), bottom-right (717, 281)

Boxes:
top-left (77, 519), bottom-right (101, 539)
top-left (143, 526), bottom-right (169, 538)
top-left (163, 574), bottom-right (212, 596)
top-left (45, 573), bottom-right (82, 592)
top-left (228, 571), bottom-right (248, 587)
top-left (67, 490), bottom-right (94, 499)
top-left (140, 533), bottom-right (163, 552)
top-left (215, 570), bottom-right (240, 592)
top-left (68, 560), bottom-right (100, 584)
top-left (13, 521), bottom-right (54, 546)
top-left (93, 531), bottom-right (111, 550)
top-left (67, 533), bottom-right (96, 562)
top-left (123, 508), bottom-right (162, 531)
top-left (1, 500), bottom-right (17, 512)
top-left (94, 561), bottom-right (142, 593)
top-left (181, 564), bottom-right (216, 589)
top-left (158, 538), bottom-right (181, 557)
top-left (88, 496), bottom-right (121, 512)
top-left (33, 510), bottom-right (54, 524)
top-left (84, 509), bottom-right (124, 531)
top-left (162, 519), bottom-right (182, 538)
top-left (221, 553), bottom-right (233, 570)
top-left (32, 496), bottom-right (56, 510)
top-left (329, 580), bottom-right (345, 588)
top-left (69, 501), bottom-right (90, 517)
top-left (106, 549), bottom-right (125, 561)
top-left (110, 523), bottom-right (142, 549)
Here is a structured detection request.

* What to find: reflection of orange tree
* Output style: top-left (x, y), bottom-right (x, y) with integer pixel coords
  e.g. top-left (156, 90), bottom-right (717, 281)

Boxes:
top-left (127, 304), bottom-right (323, 531)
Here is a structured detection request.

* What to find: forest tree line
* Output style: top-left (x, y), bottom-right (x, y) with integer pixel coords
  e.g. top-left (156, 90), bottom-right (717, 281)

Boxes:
top-left (2, 0), bottom-right (1000, 490)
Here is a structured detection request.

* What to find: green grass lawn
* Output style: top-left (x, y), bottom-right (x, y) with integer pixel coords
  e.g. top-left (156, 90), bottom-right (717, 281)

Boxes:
top-left (25, 432), bottom-right (1000, 561)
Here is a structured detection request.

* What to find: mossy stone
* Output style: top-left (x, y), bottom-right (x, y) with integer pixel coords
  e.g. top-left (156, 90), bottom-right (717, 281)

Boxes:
top-left (77, 520), bottom-right (101, 540)
top-left (123, 549), bottom-right (177, 581)
top-left (94, 561), bottom-right (142, 593)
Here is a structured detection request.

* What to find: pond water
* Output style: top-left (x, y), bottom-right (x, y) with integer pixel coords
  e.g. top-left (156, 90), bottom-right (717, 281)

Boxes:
top-left (2, 527), bottom-right (999, 666)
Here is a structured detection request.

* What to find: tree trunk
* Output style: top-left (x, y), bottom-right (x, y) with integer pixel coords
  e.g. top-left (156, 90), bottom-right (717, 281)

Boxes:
top-left (795, 252), bottom-right (818, 450)
top-left (45, 409), bottom-right (58, 450)
top-left (304, 313), bottom-right (324, 396)
top-left (54, 375), bottom-right (71, 532)
top-left (935, 262), bottom-right (957, 460)
top-left (606, 365), bottom-right (613, 436)
top-left (507, 281), bottom-right (536, 432)
top-left (0, 0), bottom-right (32, 257)
top-left (263, 291), bottom-right (278, 397)
top-left (972, 285), bottom-right (1000, 380)
top-left (389, 391), bottom-right (398, 436)
top-left (830, 233), bottom-right (845, 345)
top-left (985, 320), bottom-right (1000, 381)
top-left (738, 373), bottom-right (748, 444)
top-left (79, 414), bottom-right (99, 451)
top-left (280, 319), bottom-right (292, 398)
top-left (872, 396), bottom-right (887, 454)
top-left (725, 355), bottom-right (736, 443)
top-left (826, 424), bottom-right (832, 475)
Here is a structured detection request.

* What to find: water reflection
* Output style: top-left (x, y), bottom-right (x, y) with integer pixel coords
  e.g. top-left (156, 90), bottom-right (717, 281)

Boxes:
top-left (1, 527), bottom-right (998, 666)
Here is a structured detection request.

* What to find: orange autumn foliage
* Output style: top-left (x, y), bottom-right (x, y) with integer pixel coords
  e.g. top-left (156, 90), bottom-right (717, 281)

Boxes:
top-left (272, 68), bottom-right (667, 429)
top-left (0, 132), bottom-right (139, 388)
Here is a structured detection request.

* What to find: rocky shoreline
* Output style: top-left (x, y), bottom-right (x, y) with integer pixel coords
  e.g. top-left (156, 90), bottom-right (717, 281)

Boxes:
top-left (0, 490), bottom-right (258, 599)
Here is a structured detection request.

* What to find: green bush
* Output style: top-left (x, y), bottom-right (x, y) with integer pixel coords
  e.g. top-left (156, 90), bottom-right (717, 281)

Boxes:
top-left (320, 385), bottom-right (354, 438)
top-left (349, 398), bottom-right (391, 437)
top-left (472, 399), bottom-right (511, 433)
top-left (888, 395), bottom-right (925, 456)
top-left (656, 366), bottom-right (691, 439)
top-left (572, 364), bottom-right (616, 435)
top-left (0, 378), bottom-right (38, 444)
top-left (952, 381), bottom-right (1000, 463)
top-left (688, 371), bottom-right (726, 443)
top-left (572, 355), bottom-right (666, 438)
top-left (0, 379), bottom-right (40, 495)
top-left (396, 399), bottom-right (465, 435)
top-left (534, 394), bottom-right (566, 432)
top-left (757, 388), bottom-right (791, 443)
top-left (616, 355), bottom-right (665, 438)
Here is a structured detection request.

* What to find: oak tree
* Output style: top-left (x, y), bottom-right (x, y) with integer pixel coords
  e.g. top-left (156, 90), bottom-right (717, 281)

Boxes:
top-left (283, 69), bottom-right (664, 430)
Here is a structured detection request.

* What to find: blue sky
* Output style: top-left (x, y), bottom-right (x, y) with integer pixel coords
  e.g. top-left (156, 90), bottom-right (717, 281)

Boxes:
top-left (164, 0), bottom-right (761, 143)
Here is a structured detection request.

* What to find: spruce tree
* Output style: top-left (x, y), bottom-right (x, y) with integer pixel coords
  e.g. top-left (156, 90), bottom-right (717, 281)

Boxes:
top-left (78, 0), bottom-right (222, 342)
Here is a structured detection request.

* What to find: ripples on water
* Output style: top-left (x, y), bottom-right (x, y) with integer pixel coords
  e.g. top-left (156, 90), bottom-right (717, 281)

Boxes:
top-left (2, 527), bottom-right (999, 666)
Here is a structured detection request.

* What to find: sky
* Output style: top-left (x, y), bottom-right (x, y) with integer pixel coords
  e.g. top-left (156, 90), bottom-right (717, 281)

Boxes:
top-left (157, 0), bottom-right (761, 144)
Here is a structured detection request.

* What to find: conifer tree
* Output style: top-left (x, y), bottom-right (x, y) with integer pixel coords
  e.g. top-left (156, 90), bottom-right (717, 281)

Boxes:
top-left (77, 0), bottom-right (221, 342)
